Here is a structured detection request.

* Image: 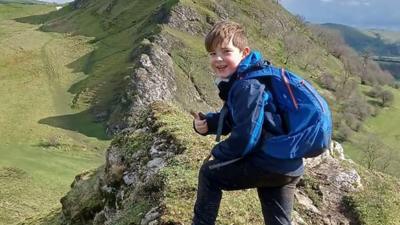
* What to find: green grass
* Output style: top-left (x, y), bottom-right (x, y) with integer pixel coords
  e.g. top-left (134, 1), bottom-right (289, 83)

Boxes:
top-left (343, 162), bottom-right (400, 225)
top-left (0, 4), bottom-right (110, 224)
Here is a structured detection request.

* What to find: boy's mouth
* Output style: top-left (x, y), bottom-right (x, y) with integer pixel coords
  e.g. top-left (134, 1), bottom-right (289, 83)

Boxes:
top-left (216, 65), bottom-right (227, 72)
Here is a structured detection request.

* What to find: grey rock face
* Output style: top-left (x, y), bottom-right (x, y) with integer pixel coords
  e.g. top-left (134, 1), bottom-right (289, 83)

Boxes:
top-left (294, 141), bottom-right (363, 225)
top-left (167, 4), bottom-right (206, 35)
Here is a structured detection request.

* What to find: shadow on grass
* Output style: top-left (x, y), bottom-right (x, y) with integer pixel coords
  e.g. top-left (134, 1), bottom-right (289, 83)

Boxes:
top-left (14, 3), bottom-right (68, 25)
top-left (367, 99), bottom-right (383, 107)
top-left (38, 110), bottom-right (110, 140)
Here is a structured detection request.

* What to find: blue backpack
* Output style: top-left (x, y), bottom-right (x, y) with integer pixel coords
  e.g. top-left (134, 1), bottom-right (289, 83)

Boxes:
top-left (239, 63), bottom-right (332, 159)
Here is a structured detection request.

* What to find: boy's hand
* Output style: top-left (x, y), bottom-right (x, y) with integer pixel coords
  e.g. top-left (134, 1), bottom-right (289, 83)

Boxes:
top-left (191, 111), bottom-right (208, 134)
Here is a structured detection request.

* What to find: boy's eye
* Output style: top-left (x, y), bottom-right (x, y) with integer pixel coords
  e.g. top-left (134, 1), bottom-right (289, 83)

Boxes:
top-left (224, 49), bottom-right (232, 53)
top-left (209, 52), bottom-right (216, 56)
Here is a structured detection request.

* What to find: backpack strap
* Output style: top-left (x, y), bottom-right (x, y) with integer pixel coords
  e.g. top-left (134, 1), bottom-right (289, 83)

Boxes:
top-left (215, 104), bottom-right (228, 142)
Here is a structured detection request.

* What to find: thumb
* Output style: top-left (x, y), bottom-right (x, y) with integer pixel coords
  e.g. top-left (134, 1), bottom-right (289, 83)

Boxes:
top-left (190, 110), bottom-right (200, 120)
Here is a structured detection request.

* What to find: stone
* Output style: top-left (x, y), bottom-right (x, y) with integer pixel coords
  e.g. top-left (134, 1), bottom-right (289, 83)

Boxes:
top-left (295, 191), bottom-right (321, 215)
top-left (140, 207), bottom-right (160, 225)
top-left (330, 169), bottom-right (362, 192)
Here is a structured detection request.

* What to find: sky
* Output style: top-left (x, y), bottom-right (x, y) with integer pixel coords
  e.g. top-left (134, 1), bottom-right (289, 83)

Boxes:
top-left (279, 0), bottom-right (400, 31)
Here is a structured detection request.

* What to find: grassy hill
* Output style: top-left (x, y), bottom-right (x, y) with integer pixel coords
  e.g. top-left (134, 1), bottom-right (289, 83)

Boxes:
top-left (0, 3), bottom-right (110, 224)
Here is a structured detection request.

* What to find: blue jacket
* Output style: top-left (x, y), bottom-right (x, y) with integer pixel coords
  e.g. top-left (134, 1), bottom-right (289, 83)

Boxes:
top-left (205, 51), bottom-right (304, 177)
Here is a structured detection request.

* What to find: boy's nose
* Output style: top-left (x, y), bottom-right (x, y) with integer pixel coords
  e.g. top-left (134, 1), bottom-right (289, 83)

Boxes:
top-left (216, 55), bottom-right (223, 61)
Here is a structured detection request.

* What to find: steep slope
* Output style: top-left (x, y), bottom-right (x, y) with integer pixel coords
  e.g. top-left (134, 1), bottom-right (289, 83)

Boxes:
top-left (14, 0), bottom-right (400, 224)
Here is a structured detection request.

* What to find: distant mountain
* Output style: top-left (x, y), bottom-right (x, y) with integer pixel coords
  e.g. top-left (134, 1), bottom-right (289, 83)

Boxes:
top-left (0, 0), bottom-right (49, 4)
top-left (322, 23), bottom-right (400, 56)
top-left (322, 23), bottom-right (400, 79)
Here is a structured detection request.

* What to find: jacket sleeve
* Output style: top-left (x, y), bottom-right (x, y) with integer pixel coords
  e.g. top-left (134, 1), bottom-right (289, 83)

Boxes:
top-left (211, 79), bottom-right (268, 161)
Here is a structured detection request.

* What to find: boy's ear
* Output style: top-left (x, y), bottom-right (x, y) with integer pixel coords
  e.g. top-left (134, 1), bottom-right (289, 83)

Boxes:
top-left (242, 47), bottom-right (250, 58)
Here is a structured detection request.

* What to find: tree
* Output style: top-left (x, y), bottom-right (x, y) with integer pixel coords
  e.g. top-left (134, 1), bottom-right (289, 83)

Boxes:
top-left (363, 135), bottom-right (382, 170)
top-left (282, 34), bottom-right (308, 65)
top-left (366, 85), bottom-right (383, 98)
top-left (318, 71), bottom-right (336, 91)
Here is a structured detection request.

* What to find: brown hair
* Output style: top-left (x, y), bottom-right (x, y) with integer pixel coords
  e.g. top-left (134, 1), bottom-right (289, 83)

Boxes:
top-left (205, 20), bottom-right (248, 52)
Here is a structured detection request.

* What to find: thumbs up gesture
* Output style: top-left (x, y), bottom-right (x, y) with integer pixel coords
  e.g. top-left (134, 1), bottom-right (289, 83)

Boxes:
top-left (191, 111), bottom-right (208, 134)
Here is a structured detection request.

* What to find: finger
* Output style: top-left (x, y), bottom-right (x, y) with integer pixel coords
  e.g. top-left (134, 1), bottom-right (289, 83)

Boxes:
top-left (199, 126), bottom-right (208, 133)
top-left (195, 120), bottom-right (206, 126)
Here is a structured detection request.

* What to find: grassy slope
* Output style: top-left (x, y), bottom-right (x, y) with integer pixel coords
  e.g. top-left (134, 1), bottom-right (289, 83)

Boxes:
top-left (344, 161), bottom-right (400, 225)
top-left (364, 29), bottom-right (400, 44)
top-left (0, 3), bottom-right (110, 224)
top-left (344, 86), bottom-right (400, 176)
top-left (16, 0), bottom-right (178, 119)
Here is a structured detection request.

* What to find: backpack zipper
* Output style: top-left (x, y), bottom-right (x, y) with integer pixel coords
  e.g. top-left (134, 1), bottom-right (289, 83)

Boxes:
top-left (301, 80), bottom-right (325, 112)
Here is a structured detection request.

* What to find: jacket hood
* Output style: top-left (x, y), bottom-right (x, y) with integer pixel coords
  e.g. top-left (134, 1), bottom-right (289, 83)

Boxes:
top-left (236, 51), bottom-right (264, 77)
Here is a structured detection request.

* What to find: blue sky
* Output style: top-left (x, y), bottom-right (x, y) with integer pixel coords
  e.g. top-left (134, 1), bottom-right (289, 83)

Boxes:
top-left (280, 0), bottom-right (400, 31)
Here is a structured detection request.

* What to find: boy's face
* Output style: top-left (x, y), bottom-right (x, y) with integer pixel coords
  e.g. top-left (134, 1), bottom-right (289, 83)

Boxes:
top-left (209, 37), bottom-right (249, 79)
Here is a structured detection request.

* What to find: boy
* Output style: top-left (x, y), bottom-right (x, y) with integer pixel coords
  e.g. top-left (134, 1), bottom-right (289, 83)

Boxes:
top-left (192, 21), bottom-right (303, 225)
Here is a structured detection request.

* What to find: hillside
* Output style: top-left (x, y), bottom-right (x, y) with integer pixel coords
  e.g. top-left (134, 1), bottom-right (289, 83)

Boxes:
top-left (322, 23), bottom-right (400, 57)
top-left (0, 3), bottom-right (110, 224)
top-left (2, 0), bottom-right (400, 224)
top-left (322, 23), bottom-right (400, 80)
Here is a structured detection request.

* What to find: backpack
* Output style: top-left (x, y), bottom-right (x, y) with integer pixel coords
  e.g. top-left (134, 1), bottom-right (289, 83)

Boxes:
top-left (239, 63), bottom-right (332, 159)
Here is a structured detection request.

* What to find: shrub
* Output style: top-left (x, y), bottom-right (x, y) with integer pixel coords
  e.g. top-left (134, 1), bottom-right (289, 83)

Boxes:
top-left (381, 90), bottom-right (394, 107)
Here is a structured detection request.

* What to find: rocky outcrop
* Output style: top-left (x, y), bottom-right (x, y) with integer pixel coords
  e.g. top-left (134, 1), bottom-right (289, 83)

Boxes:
top-left (293, 142), bottom-right (363, 225)
top-left (107, 39), bottom-right (177, 135)
top-left (60, 105), bottom-right (183, 225)
top-left (167, 4), bottom-right (207, 35)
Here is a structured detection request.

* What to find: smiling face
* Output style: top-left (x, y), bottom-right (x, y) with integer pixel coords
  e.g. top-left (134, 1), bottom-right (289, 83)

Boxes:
top-left (209, 37), bottom-right (250, 79)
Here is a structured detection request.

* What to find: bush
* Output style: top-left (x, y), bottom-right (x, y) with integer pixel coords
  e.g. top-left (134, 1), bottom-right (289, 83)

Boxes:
top-left (381, 90), bottom-right (394, 107)
top-left (39, 136), bottom-right (62, 148)
top-left (366, 86), bottom-right (383, 98)
top-left (318, 72), bottom-right (336, 91)
top-left (334, 121), bottom-right (353, 142)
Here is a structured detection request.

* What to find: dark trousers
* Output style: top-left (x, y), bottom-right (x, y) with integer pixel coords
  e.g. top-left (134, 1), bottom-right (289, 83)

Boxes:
top-left (192, 158), bottom-right (300, 225)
